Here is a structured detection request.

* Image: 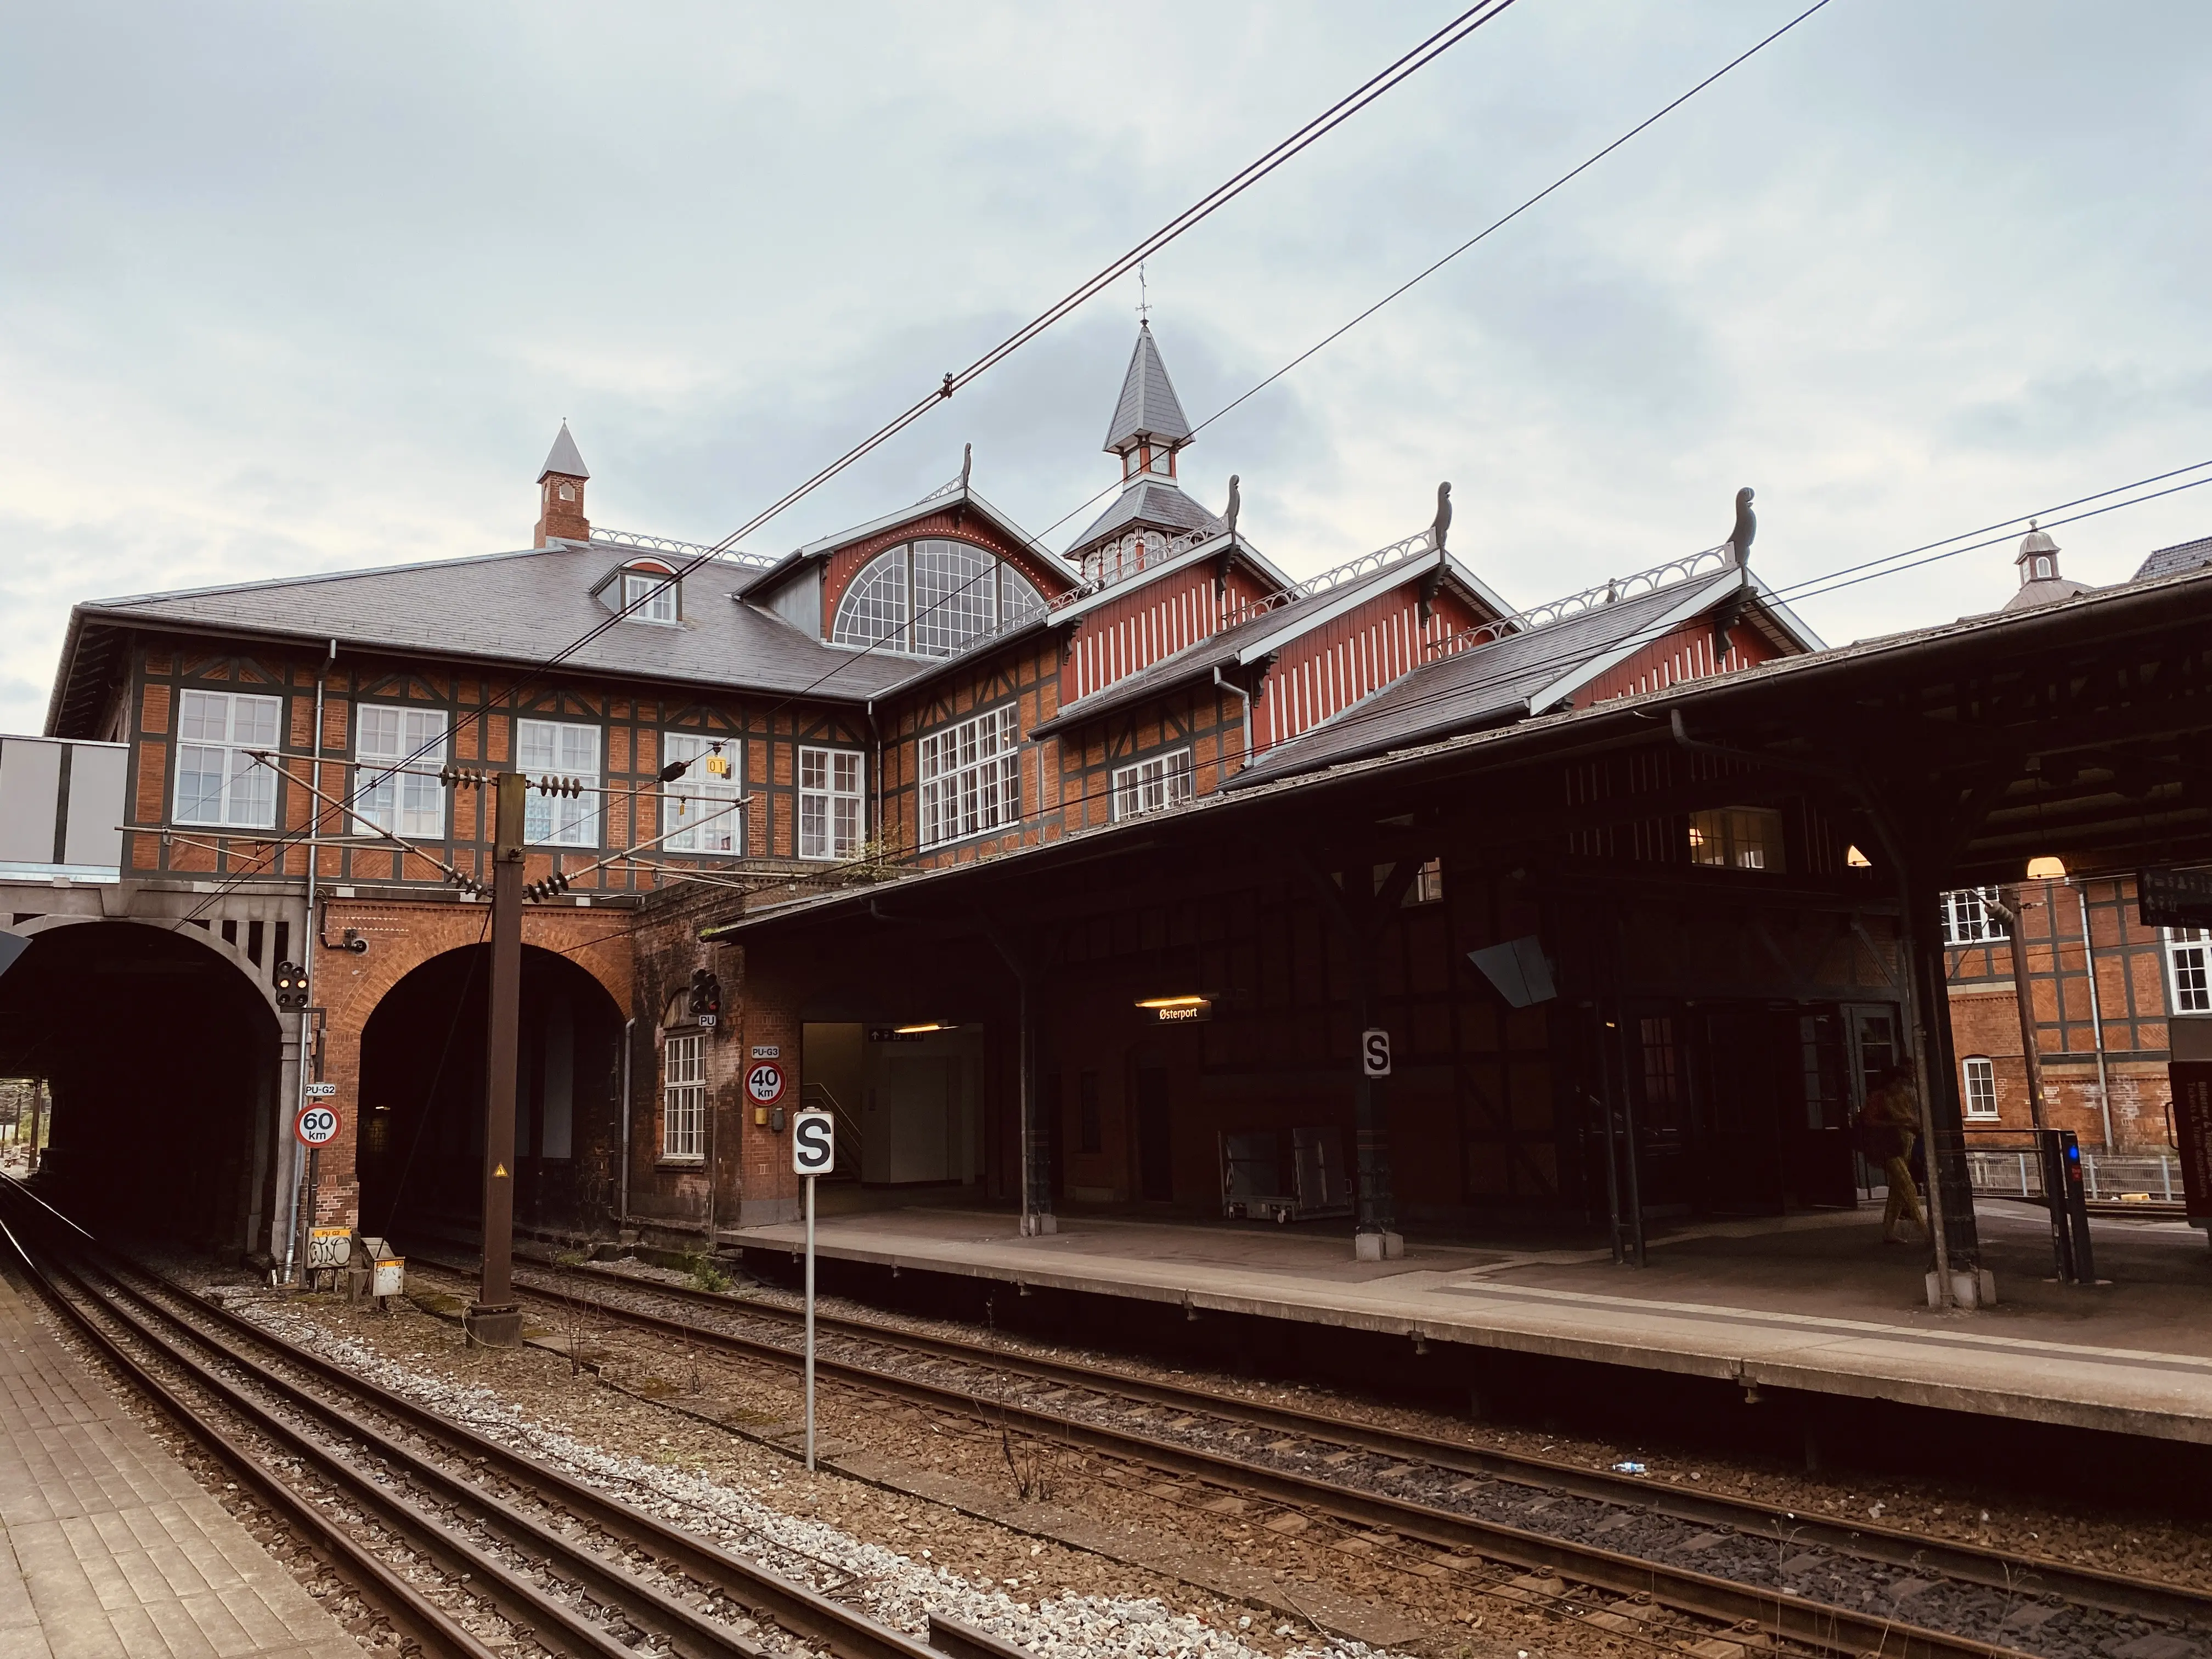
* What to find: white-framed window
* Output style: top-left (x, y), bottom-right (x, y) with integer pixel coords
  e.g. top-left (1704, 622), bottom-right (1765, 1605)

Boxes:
top-left (622, 570), bottom-right (679, 624)
top-left (918, 706), bottom-right (1022, 848)
top-left (353, 704), bottom-right (449, 838)
top-left (1111, 747), bottom-right (1194, 822)
top-left (1961, 1056), bottom-right (1999, 1119)
top-left (1687, 805), bottom-right (1785, 872)
top-left (2169, 928), bottom-right (2212, 1014)
top-left (799, 747), bottom-right (864, 860)
top-left (517, 719), bottom-right (601, 847)
top-left (174, 689), bottom-right (283, 828)
top-left (829, 540), bottom-right (1045, 657)
top-left (662, 732), bottom-right (740, 854)
top-left (663, 1032), bottom-right (705, 1159)
top-left (1940, 886), bottom-right (2008, 945)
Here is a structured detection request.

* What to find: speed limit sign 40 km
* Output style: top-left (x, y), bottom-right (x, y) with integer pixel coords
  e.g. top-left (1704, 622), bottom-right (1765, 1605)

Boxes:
top-left (745, 1060), bottom-right (787, 1108)
top-left (294, 1103), bottom-right (342, 1149)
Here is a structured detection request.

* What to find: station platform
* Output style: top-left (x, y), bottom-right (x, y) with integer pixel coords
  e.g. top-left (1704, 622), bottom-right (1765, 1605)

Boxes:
top-left (729, 1198), bottom-right (2212, 1446)
top-left (0, 1268), bottom-right (360, 1659)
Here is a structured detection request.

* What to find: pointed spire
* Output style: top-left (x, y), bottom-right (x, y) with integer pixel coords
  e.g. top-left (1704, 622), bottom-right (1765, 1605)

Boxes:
top-left (539, 420), bottom-right (589, 483)
top-left (1103, 323), bottom-right (1194, 453)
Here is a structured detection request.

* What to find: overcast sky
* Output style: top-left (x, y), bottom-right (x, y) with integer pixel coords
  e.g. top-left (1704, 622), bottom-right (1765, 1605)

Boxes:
top-left (3, 2), bottom-right (2209, 732)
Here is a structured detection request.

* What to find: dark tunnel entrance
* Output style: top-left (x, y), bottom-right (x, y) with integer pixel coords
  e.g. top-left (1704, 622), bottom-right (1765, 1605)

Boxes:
top-left (358, 944), bottom-right (622, 1243)
top-left (0, 921), bottom-right (279, 1250)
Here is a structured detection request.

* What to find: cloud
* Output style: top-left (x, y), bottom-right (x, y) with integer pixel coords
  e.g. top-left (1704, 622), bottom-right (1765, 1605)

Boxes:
top-left (3, 0), bottom-right (2210, 730)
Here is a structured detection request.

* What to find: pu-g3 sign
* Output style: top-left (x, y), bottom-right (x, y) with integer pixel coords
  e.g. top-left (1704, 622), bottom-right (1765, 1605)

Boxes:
top-left (792, 1109), bottom-right (835, 1177)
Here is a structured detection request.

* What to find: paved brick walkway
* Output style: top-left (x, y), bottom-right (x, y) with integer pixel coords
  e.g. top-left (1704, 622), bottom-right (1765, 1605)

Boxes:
top-left (0, 1269), bottom-right (361, 1659)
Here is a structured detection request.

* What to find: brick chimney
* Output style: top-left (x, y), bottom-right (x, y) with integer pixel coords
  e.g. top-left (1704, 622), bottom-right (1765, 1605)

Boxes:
top-left (534, 421), bottom-right (590, 546)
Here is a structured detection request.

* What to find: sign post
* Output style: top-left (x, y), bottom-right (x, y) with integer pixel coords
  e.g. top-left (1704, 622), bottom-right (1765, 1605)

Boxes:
top-left (292, 1104), bottom-right (341, 1289)
top-left (469, 770), bottom-right (527, 1349)
top-left (791, 1108), bottom-right (835, 1470)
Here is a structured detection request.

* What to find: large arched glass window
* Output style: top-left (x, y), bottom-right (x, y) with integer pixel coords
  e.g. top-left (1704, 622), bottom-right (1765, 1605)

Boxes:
top-left (831, 539), bottom-right (1046, 657)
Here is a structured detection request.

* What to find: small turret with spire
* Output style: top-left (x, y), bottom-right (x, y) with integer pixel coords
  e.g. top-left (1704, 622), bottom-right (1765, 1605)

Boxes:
top-left (534, 421), bottom-right (590, 546)
top-left (2001, 519), bottom-right (2091, 612)
top-left (1068, 323), bottom-right (1225, 583)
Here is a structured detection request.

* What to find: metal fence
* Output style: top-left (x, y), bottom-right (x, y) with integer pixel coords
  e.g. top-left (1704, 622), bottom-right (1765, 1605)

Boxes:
top-left (1967, 1148), bottom-right (2181, 1203)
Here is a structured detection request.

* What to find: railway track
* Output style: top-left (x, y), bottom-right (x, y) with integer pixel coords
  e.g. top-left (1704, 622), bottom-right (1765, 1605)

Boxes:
top-left (0, 1181), bottom-right (1024, 1659)
top-left (408, 1245), bottom-right (2210, 1659)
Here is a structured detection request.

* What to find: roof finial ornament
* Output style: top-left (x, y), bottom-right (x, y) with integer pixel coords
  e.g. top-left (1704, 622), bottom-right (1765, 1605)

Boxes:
top-left (1137, 261), bottom-right (1150, 325)
top-left (1729, 486), bottom-right (1757, 569)
top-left (960, 442), bottom-right (973, 491)
top-left (1223, 474), bottom-right (1241, 541)
top-left (1431, 482), bottom-right (1453, 553)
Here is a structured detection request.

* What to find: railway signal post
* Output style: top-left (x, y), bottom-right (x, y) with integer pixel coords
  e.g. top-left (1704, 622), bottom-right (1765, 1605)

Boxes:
top-left (792, 1107), bottom-right (834, 1469)
top-left (466, 769), bottom-right (527, 1348)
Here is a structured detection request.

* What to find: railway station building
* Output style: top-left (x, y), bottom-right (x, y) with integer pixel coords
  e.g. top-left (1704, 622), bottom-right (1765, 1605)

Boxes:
top-left (4, 325), bottom-right (2209, 1313)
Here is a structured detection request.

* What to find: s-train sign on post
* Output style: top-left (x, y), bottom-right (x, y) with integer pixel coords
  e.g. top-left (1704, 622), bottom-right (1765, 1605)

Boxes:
top-left (792, 1108), bottom-right (835, 1471)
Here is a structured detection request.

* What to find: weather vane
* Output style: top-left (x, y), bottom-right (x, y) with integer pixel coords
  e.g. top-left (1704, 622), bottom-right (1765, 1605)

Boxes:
top-left (1137, 262), bottom-right (1150, 324)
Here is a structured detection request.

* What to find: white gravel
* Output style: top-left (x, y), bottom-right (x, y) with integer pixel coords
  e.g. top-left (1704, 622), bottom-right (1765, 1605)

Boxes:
top-left (234, 1298), bottom-right (1403, 1659)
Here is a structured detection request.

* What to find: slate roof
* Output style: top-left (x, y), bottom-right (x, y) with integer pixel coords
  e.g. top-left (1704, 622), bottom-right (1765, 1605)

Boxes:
top-left (1224, 571), bottom-right (1761, 789)
top-left (539, 422), bottom-right (589, 481)
top-left (2000, 575), bottom-right (2093, 612)
top-left (1071, 478), bottom-right (1224, 552)
top-left (2134, 534), bottom-right (2212, 582)
top-left (1103, 323), bottom-right (1194, 451)
top-left (49, 540), bottom-right (916, 732)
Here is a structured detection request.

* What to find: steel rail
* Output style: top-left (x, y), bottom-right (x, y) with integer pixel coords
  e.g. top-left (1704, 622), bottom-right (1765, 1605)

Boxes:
top-left (464, 1251), bottom-right (2211, 1633)
top-left (0, 1186), bottom-right (973, 1659)
top-left (0, 1215), bottom-right (506, 1659)
top-left (8, 1221), bottom-right (770, 1659)
top-left (404, 1257), bottom-right (2043, 1659)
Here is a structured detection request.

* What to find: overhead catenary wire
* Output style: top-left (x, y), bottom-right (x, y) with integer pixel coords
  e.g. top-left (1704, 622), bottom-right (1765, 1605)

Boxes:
top-left (153, 2), bottom-right (1523, 933)
top-left (736, 464), bottom-right (2212, 890)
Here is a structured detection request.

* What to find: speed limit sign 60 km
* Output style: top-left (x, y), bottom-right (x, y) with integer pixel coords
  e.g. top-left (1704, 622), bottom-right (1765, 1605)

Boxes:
top-left (745, 1060), bottom-right (787, 1108)
top-left (294, 1104), bottom-right (342, 1149)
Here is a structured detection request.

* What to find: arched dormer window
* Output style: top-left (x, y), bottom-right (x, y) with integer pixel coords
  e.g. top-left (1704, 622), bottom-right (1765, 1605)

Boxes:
top-left (2033, 556), bottom-right (2052, 580)
top-left (831, 539), bottom-right (1045, 657)
top-left (618, 560), bottom-right (679, 625)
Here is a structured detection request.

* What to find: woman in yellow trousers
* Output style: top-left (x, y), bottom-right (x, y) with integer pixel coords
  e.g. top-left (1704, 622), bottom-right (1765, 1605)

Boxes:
top-left (1859, 1067), bottom-right (1927, 1244)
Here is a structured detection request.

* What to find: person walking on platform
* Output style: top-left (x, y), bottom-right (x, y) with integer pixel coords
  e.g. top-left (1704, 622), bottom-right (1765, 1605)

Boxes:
top-left (1856, 1066), bottom-right (1926, 1244)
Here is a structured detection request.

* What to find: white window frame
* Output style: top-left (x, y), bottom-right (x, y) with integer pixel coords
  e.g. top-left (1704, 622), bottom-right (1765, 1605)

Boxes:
top-left (1110, 747), bottom-right (1193, 822)
top-left (174, 689), bottom-right (283, 828)
top-left (918, 706), bottom-right (1022, 848)
top-left (661, 732), bottom-right (741, 855)
top-left (798, 746), bottom-right (864, 861)
top-left (353, 704), bottom-right (450, 839)
top-left (1961, 1056), bottom-right (1999, 1120)
top-left (663, 1032), bottom-right (705, 1160)
top-left (2168, 928), bottom-right (2212, 1014)
top-left (829, 539), bottom-right (1045, 658)
top-left (622, 570), bottom-right (679, 625)
top-left (517, 719), bottom-right (601, 847)
top-left (1940, 886), bottom-right (2008, 945)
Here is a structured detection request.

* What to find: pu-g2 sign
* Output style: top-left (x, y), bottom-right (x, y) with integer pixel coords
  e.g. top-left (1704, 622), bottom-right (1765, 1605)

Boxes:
top-left (745, 1060), bottom-right (787, 1107)
top-left (792, 1109), bottom-right (835, 1177)
top-left (295, 1104), bottom-right (342, 1148)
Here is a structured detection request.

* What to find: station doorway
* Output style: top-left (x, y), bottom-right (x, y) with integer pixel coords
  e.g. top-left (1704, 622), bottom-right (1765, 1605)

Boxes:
top-left (800, 1022), bottom-right (983, 1198)
top-left (1613, 1000), bottom-right (1899, 1217)
top-left (0, 919), bottom-right (279, 1249)
top-left (357, 944), bottom-right (621, 1240)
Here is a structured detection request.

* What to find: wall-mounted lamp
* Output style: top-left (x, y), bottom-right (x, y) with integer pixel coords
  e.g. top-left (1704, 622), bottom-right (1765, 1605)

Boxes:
top-left (1134, 995), bottom-right (1207, 1009)
top-left (2027, 855), bottom-right (2068, 879)
top-left (893, 1020), bottom-right (951, 1035)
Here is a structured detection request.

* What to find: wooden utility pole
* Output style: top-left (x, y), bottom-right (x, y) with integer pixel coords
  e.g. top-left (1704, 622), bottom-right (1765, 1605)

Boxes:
top-left (466, 770), bottom-right (526, 1347)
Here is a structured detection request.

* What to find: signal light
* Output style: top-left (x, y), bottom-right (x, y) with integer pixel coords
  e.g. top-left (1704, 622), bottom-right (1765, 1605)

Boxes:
top-left (687, 968), bottom-right (721, 1021)
top-left (273, 961), bottom-right (308, 1009)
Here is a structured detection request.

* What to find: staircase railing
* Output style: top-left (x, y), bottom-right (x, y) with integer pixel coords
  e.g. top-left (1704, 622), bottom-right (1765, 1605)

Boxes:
top-left (800, 1083), bottom-right (863, 1180)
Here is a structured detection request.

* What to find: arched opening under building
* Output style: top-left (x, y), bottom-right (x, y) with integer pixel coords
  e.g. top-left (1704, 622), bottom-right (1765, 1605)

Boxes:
top-left (0, 919), bottom-right (280, 1250)
top-left (358, 944), bottom-right (622, 1243)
